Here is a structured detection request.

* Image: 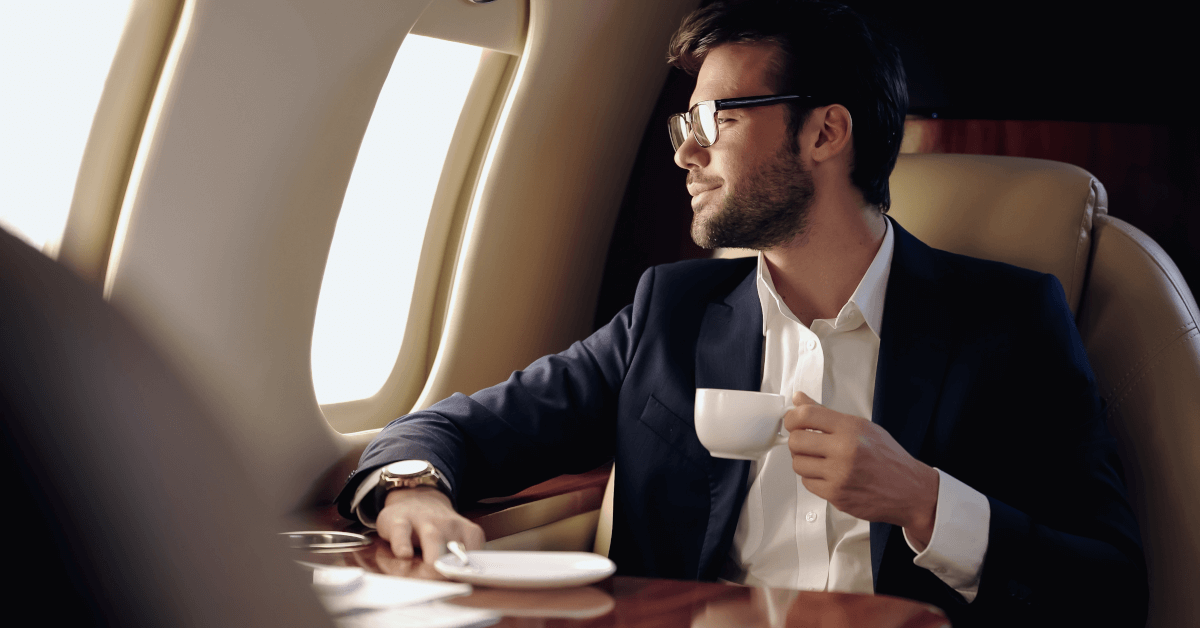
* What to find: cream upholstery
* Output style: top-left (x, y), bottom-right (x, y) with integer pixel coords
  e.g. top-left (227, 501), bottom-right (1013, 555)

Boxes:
top-left (889, 153), bottom-right (1102, 313)
top-left (1076, 215), bottom-right (1200, 627)
top-left (597, 154), bottom-right (1197, 626)
top-left (892, 154), bottom-right (1198, 627)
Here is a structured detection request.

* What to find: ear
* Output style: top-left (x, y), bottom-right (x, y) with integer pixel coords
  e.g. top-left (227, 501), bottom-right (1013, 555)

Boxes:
top-left (809, 104), bottom-right (853, 164)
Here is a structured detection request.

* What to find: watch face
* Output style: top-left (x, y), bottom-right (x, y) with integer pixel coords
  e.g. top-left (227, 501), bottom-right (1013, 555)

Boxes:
top-left (385, 460), bottom-right (430, 477)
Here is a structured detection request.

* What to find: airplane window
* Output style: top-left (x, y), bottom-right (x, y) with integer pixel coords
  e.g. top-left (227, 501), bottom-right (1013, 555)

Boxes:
top-left (0, 1), bottom-right (131, 251)
top-left (311, 35), bottom-right (484, 405)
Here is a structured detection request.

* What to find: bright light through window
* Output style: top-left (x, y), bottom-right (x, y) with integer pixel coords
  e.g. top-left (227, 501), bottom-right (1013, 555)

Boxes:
top-left (0, 1), bottom-right (131, 251)
top-left (311, 35), bottom-right (484, 405)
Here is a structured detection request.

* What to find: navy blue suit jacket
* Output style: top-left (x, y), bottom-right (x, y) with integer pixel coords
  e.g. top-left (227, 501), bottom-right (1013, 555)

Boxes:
top-left (341, 219), bottom-right (1146, 627)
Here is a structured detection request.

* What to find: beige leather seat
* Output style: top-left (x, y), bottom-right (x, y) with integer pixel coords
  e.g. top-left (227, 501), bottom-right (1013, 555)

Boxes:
top-left (888, 154), bottom-right (1198, 628)
top-left (591, 153), bottom-right (1198, 627)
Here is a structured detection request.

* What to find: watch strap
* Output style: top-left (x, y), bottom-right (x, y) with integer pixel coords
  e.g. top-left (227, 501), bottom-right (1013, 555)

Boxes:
top-left (372, 461), bottom-right (451, 515)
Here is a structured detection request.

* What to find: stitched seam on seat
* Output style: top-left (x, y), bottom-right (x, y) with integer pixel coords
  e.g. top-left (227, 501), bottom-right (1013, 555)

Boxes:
top-left (1069, 182), bottom-right (1096, 310)
top-left (1107, 327), bottom-right (1200, 418)
top-left (1103, 321), bottom-right (1195, 400)
top-left (1099, 321), bottom-right (1195, 401)
top-left (1096, 222), bottom-right (1200, 399)
top-left (1109, 218), bottom-right (1200, 327)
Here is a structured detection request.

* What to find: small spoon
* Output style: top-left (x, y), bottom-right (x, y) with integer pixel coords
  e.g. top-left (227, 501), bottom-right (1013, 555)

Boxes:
top-left (447, 541), bottom-right (480, 572)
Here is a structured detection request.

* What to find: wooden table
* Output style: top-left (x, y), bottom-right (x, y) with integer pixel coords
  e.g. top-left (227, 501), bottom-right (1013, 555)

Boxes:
top-left (293, 502), bottom-right (950, 628)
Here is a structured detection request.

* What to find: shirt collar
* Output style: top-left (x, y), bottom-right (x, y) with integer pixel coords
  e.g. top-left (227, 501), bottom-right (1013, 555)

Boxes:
top-left (755, 217), bottom-right (894, 336)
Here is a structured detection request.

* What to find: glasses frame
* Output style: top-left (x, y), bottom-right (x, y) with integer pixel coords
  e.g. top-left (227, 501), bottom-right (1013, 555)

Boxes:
top-left (668, 94), bottom-right (811, 151)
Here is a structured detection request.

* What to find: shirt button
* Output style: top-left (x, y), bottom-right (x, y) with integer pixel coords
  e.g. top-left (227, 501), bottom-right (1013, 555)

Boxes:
top-left (805, 510), bottom-right (818, 523)
top-left (806, 339), bottom-right (817, 351)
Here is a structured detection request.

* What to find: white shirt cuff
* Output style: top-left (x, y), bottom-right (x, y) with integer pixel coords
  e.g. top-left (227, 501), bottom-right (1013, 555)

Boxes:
top-left (351, 471), bottom-right (383, 529)
top-left (903, 468), bottom-right (990, 602)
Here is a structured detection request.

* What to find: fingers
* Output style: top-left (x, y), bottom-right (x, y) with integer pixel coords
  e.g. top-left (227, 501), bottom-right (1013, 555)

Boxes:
top-left (783, 394), bottom-right (856, 434)
top-left (790, 449), bottom-right (827, 480)
top-left (784, 392), bottom-right (820, 432)
top-left (792, 391), bottom-right (818, 406)
top-left (783, 401), bottom-right (834, 433)
top-left (377, 487), bottom-right (487, 564)
top-left (416, 523), bottom-right (447, 565)
top-left (788, 426), bottom-right (831, 457)
top-left (374, 545), bottom-right (449, 581)
top-left (386, 520), bottom-right (415, 558)
top-left (461, 520), bottom-right (486, 551)
top-left (384, 518), bottom-right (485, 564)
top-left (415, 520), bottom-right (485, 563)
top-left (799, 475), bottom-right (829, 498)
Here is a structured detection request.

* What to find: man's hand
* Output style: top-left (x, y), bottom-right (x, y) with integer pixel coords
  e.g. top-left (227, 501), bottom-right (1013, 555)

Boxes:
top-left (373, 543), bottom-right (451, 580)
top-left (784, 392), bottom-right (940, 548)
top-left (375, 487), bottom-right (486, 564)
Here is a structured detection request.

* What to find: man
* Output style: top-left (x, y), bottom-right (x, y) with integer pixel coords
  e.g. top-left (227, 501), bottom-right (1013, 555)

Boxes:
top-left (338, 2), bottom-right (1147, 626)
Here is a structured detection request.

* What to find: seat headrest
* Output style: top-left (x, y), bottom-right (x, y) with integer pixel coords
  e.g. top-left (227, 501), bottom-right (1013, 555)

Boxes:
top-left (888, 153), bottom-right (1107, 314)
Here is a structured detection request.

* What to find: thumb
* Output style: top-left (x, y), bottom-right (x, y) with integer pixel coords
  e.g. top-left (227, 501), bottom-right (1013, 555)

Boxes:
top-left (793, 391), bottom-right (819, 406)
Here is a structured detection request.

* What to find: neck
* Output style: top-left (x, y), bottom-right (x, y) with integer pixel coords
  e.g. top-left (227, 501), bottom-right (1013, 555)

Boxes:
top-left (763, 201), bottom-right (887, 327)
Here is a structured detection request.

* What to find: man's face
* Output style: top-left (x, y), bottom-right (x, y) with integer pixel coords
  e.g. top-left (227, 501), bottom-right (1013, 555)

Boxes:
top-left (675, 43), bottom-right (814, 250)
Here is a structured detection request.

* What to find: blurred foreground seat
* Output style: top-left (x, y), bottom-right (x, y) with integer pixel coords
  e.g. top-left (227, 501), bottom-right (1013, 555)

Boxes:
top-left (0, 228), bottom-right (331, 627)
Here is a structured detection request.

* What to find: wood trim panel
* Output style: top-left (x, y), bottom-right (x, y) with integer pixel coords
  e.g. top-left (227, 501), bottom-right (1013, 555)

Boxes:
top-left (299, 463), bottom-right (611, 543)
top-left (462, 463), bottom-right (611, 540)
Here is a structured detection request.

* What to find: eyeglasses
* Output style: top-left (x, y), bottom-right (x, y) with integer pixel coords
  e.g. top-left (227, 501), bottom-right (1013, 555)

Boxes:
top-left (668, 94), bottom-right (810, 152)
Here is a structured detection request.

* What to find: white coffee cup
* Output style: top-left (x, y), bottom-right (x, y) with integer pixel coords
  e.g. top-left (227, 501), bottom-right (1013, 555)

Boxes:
top-left (694, 388), bottom-right (794, 460)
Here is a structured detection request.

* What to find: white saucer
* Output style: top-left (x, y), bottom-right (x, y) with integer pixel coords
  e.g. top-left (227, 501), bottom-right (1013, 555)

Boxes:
top-left (434, 550), bottom-right (616, 588)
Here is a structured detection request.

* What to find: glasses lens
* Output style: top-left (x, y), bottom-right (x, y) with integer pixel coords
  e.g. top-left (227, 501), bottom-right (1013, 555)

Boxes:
top-left (667, 114), bottom-right (689, 151)
top-left (691, 102), bottom-right (718, 147)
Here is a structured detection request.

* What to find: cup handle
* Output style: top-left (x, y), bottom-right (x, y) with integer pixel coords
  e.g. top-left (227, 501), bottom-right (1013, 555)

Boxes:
top-left (774, 404), bottom-right (795, 447)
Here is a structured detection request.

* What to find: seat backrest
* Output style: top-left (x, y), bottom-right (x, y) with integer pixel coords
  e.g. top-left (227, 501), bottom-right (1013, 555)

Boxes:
top-left (892, 154), bottom-right (1199, 628)
top-left (889, 153), bottom-right (1103, 313)
top-left (1074, 214), bottom-right (1200, 627)
top-left (0, 228), bottom-right (332, 627)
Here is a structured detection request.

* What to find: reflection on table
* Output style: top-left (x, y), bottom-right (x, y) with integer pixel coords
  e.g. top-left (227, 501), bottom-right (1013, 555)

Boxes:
top-left (295, 527), bottom-right (950, 628)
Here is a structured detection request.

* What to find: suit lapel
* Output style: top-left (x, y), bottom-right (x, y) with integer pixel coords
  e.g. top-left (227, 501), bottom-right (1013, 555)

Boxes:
top-left (695, 266), bottom-right (763, 392)
top-left (694, 263), bottom-right (761, 579)
top-left (869, 218), bottom-right (952, 588)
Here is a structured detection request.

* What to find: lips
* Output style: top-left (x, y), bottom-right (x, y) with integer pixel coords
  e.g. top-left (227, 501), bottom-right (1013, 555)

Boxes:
top-left (689, 185), bottom-right (721, 197)
top-left (690, 186), bottom-right (722, 213)
top-left (686, 172), bottom-right (723, 198)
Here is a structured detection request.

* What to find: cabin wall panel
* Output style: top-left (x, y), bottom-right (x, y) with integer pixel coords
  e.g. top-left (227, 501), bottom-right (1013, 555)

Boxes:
top-left (59, 0), bottom-right (187, 286)
top-left (104, 0), bottom-right (705, 512)
top-left (413, 0), bottom-right (526, 56)
top-left (414, 0), bottom-right (702, 410)
top-left (105, 0), bottom-right (436, 515)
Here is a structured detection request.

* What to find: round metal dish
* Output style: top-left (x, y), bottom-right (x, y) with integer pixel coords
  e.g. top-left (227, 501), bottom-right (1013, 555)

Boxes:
top-left (281, 530), bottom-right (372, 552)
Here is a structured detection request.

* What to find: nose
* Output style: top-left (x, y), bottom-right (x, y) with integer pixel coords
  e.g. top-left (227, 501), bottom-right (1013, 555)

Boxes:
top-left (673, 133), bottom-right (709, 170)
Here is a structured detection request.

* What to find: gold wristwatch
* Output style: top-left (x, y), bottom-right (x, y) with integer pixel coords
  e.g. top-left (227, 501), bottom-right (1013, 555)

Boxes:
top-left (378, 460), bottom-right (448, 494)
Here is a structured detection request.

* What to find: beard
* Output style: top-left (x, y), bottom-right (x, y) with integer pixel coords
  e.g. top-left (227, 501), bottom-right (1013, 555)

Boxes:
top-left (690, 145), bottom-right (814, 250)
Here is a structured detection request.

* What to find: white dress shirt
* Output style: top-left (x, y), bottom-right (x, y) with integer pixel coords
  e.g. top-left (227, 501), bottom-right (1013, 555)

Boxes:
top-left (727, 219), bottom-right (990, 600)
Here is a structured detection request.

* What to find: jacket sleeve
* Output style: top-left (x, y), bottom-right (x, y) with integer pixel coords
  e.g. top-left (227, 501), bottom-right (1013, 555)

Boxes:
top-left (335, 266), bottom-right (657, 517)
top-left (962, 274), bottom-right (1148, 628)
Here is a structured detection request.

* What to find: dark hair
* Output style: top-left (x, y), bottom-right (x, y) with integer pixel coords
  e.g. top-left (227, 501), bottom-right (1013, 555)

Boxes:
top-left (667, 0), bottom-right (907, 212)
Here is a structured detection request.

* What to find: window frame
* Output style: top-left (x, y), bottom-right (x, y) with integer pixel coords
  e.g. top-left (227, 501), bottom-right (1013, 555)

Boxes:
top-left (57, 0), bottom-right (188, 285)
top-left (317, 46), bottom-right (521, 434)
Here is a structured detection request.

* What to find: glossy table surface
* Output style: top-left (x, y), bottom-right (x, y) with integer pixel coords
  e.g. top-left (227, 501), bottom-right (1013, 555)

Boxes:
top-left (291, 504), bottom-right (951, 628)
